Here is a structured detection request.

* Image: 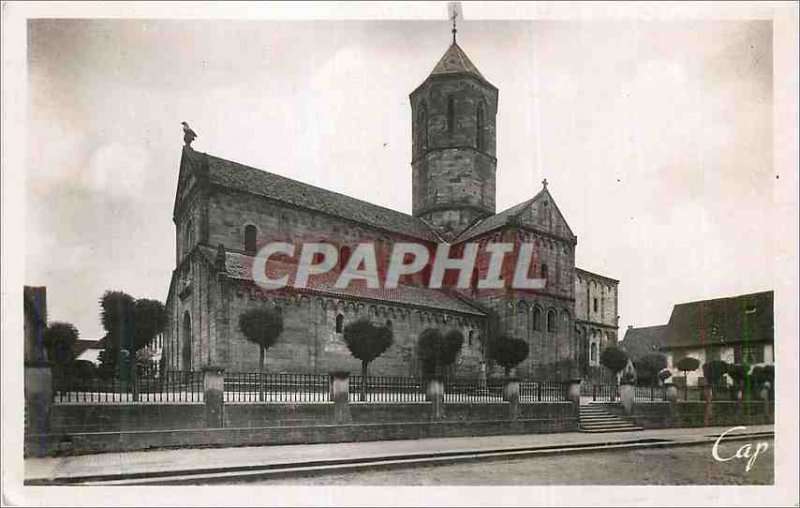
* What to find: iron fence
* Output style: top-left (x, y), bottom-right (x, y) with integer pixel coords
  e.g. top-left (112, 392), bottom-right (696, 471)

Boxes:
top-left (349, 375), bottom-right (426, 403)
top-left (590, 384), bottom-right (619, 402)
top-left (53, 365), bottom-right (203, 403)
top-left (223, 372), bottom-right (329, 403)
top-left (633, 385), bottom-right (668, 402)
top-left (519, 381), bottom-right (566, 402)
top-left (442, 377), bottom-right (505, 403)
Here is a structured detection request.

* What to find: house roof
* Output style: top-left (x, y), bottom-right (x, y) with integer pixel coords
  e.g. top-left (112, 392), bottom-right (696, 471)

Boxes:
top-left (199, 246), bottom-right (485, 317)
top-left (620, 325), bottom-right (667, 359)
top-left (182, 148), bottom-right (438, 242)
top-left (662, 291), bottom-right (774, 350)
top-left (430, 43), bottom-right (486, 80)
top-left (73, 339), bottom-right (102, 357)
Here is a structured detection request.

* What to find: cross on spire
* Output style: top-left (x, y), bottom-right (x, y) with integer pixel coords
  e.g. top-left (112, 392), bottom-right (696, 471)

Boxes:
top-left (448, 2), bottom-right (462, 44)
top-left (542, 178), bottom-right (549, 188)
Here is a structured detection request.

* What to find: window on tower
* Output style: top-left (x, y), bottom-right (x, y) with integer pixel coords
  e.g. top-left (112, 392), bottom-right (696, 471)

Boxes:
top-left (418, 101), bottom-right (428, 152)
top-left (244, 225), bottom-right (257, 255)
top-left (447, 95), bottom-right (455, 137)
top-left (476, 102), bottom-right (485, 150)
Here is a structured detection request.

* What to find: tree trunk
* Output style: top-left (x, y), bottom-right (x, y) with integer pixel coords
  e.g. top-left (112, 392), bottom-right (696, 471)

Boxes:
top-left (259, 345), bottom-right (265, 402)
top-left (360, 360), bottom-right (368, 402)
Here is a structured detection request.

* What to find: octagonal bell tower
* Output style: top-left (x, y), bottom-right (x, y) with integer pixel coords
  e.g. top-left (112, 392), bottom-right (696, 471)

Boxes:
top-left (410, 35), bottom-right (498, 240)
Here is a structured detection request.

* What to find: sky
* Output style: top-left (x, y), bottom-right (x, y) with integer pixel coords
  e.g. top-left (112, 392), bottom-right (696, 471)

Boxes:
top-left (25, 14), bottom-right (775, 340)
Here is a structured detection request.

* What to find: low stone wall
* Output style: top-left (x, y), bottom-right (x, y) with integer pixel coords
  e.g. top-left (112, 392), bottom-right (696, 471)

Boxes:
top-left (49, 403), bottom-right (207, 433)
top-left (596, 401), bottom-right (774, 429)
top-left (27, 402), bottom-right (578, 457)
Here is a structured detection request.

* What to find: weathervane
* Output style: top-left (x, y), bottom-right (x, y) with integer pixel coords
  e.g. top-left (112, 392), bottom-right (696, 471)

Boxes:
top-left (448, 2), bottom-right (462, 44)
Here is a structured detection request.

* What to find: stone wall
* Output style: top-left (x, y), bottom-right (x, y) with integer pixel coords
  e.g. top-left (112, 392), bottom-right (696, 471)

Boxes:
top-left (596, 401), bottom-right (774, 429)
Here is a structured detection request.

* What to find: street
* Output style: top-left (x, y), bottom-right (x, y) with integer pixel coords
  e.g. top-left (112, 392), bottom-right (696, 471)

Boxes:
top-left (233, 440), bottom-right (774, 486)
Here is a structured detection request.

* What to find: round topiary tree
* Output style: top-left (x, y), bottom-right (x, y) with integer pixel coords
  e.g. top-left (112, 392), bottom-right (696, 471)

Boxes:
top-left (634, 353), bottom-right (668, 386)
top-left (599, 345), bottom-right (629, 384)
top-left (675, 356), bottom-right (701, 399)
top-left (702, 360), bottom-right (729, 387)
top-left (42, 321), bottom-right (79, 367)
top-left (239, 306), bottom-right (284, 401)
top-left (488, 335), bottom-right (529, 377)
top-left (343, 318), bottom-right (394, 401)
top-left (417, 328), bottom-right (465, 377)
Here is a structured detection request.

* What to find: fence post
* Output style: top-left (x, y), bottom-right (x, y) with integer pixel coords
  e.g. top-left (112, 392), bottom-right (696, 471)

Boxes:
top-left (505, 378), bottom-right (520, 421)
top-left (330, 371), bottom-right (351, 423)
top-left (427, 375), bottom-right (445, 421)
top-left (24, 360), bottom-right (53, 456)
top-left (203, 366), bottom-right (225, 428)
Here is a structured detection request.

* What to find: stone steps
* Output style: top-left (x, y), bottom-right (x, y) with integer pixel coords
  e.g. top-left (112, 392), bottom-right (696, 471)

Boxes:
top-left (579, 404), bottom-right (643, 433)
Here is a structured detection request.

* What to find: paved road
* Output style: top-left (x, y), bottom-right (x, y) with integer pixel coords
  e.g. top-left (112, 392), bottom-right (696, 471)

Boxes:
top-left (234, 439), bottom-right (774, 486)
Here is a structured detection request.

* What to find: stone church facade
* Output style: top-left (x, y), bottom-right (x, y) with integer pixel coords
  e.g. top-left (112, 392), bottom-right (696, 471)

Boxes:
top-left (164, 40), bottom-right (619, 381)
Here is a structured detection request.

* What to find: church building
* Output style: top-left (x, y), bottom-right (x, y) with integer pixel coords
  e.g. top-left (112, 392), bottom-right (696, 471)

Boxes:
top-left (164, 34), bottom-right (619, 382)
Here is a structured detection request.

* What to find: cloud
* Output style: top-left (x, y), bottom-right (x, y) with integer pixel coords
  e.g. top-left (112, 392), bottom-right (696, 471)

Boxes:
top-left (86, 142), bottom-right (149, 198)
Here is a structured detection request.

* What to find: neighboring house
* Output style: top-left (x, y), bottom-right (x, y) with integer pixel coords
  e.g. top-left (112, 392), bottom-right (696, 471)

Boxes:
top-left (620, 324), bottom-right (667, 361)
top-left (660, 291), bottom-right (774, 386)
top-left (74, 339), bottom-right (103, 365)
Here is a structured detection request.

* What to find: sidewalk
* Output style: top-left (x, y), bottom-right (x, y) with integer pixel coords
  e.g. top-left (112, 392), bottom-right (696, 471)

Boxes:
top-left (25, 424), bottom-right (774, 484)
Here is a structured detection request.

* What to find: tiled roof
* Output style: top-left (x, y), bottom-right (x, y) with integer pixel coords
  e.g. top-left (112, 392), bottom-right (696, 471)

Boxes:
top-left (186, 149), bottom-right (437, 242)
top-left (620, 325), bottom-right (667, 359)
top-left (430, 43), bottom-right (486, 80)
top-left (200, 247), bottom-right (484, 316)
top-left (662, 291), bottom-right (774, 349)
top-left (73, 339), bottom-right (102, 357)
top-left (453, 198), bottom-right (534, 242)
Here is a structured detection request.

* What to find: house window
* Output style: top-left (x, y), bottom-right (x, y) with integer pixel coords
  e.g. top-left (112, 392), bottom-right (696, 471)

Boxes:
top-left (335, 314), bottom-right (344, 334)
top-left (740, 345), bottom-right (763, 364)
top-left (244, 225), bottom-right (257, 254)
top-left (532, 308), bottom-right (542, 331)
top-left (547, 310), bottom-right (557, 333)
top-left (593, 298), bottom-right (598, 313)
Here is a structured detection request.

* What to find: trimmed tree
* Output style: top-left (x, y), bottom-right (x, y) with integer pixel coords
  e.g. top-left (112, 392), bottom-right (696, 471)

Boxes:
top-left (238, 306), bottom-right (284, 401)
top-left (702, 360), bottom-right (729, 387)
top-left (634, 353), bottom-right (668, 386)
top-left (675, 356), bottom-right (701, 399)
top-left (343, 318), bottom-right (394, 402)
top-left (42, 321), bottom-right (79, 367)
top-left (98, 291), bottom-right (135, 379)
top-left (599, 345), bottom-right (629, 383)
top-left (488, 335), bottom-right (529, 377)
top-left (418, 328), bottom-right (465, 377)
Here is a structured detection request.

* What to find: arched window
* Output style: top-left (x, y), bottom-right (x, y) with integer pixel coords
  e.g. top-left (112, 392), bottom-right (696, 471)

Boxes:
top-left (385, 320), bottom-right (392, 329)
top-left (185, 219), bottom-right (194, 253)
top-left (335, 313), bottom-right (344, 334)
top-left (476, 102), bottom-right (485, 150)
top-left (468, 330), bottom-right (474, 347)
top-left (532, 308), bottom-right (542, 331)
top-left (590, 343), bottom-right (597, 364)
top-left (244, 225), bottom-right (257, 254)
top-left (541, 264), bottom-right (548, 280)
top-left (547, 310), bottom-right (557, 333)
top-left (447, 95), bottom-right (455, 137)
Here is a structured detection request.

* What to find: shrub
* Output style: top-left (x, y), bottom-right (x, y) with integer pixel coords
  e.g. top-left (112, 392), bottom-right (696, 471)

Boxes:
top-left (238, 306), bottom-right (284, 372)
top-left (702, 360), bottom-right (729, 386)
top-left (42, 322), bottom-right (79, 365)
top-left (599, 346), bottom-right (629, 375)
top-left (634, 353), bottom-right (668, 386)
top-left (343, 318), bottom-right (394, 401)
top-left (488, 335), bottom-right (529, 377)
top-left (418, 328), bottom-right (464, 376)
